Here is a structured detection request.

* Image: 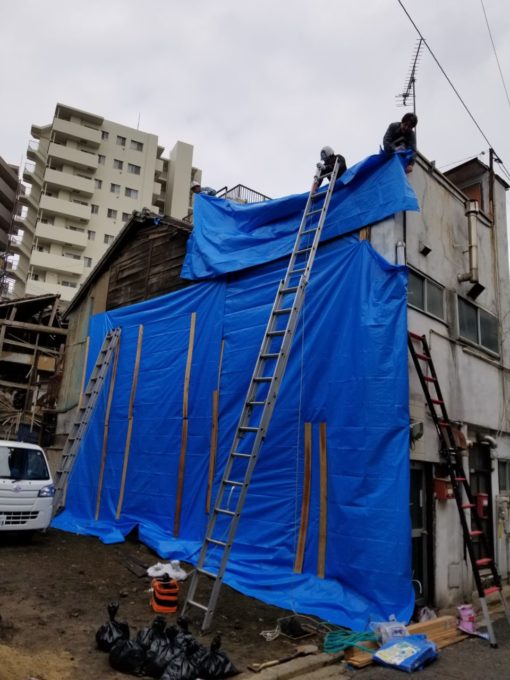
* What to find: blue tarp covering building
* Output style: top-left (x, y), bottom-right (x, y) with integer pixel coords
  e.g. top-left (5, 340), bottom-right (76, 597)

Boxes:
top-left (54, 153), bottom-right (419, 630)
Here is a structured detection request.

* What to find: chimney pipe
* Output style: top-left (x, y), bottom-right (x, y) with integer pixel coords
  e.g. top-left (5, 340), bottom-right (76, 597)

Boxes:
top-left (457, 199), bottom-right (479, 284)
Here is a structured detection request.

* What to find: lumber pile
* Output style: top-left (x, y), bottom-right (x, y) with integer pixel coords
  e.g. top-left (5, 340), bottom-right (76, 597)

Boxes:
top-left (344, 615), bottom-right (466, 669)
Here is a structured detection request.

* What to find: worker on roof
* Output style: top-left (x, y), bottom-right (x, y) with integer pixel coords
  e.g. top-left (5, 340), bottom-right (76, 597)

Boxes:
top-left (311, 146), bottom-right (347, 193)
top-left (383, 112), bottom-right (418, 173)
top-left (191, 180), bottom-right (217, 196)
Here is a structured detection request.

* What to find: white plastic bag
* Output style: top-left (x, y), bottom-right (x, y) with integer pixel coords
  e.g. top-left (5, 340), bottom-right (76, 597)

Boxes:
top-left (147, 560), bottom-right (188, 581)
top-left (369, 614), bottom-right (408, 644)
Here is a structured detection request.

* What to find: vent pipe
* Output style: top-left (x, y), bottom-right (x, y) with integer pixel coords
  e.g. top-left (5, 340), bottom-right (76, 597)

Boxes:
top-left (457, 199), bottom-right (479, 285)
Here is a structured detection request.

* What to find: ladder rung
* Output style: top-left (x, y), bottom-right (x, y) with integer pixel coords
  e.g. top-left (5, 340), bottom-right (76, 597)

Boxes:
top-left (409, 331), bottom-right (424, 341)
top-left (187, 599), bottom-right (208, 611)
top-left (247, 401), bottom-right (265, 406)
top-left (304, 211), bottom-right (321, 218)
top-left (415, 352), bottom-right (430, 361)
top-left (455, 477), bottom-right (466, 482)
top-left (267, 330), bottom-right (285, 336)
top-left (484, 586), bottom-right (500, 596)
top-left (232, 452), bottom-right (251, 458)
top-left (197, 567), bottom-right (217, 579)
top-left (476, 558), bottom-right (493, 566)
top-left (295, 248), bottom-right (312, 256)
top-left (290, 267), bottom-right (306, 275)
top-left (423, 376), bottom-right (437, 382)
top-left (224, 480), bottom-right (244, 487)
top-left (239, 426), bottom-right (258, 432)
top-left (431, 399), bottom-right (444, 405)
top-left (281, 286), bottom-right (298, 294)
top-left (462, 503), bottom-right (476, 509)
top-left (253, 377), bottom-right (272, 383)
top-left (438, 421), bottom-right (450, 427)
top-left (215, 508), bottom-right (235, 516)
top-left (273, 308), bottom-right (292, 316)
top-left (469, 530), bottom-right (483, 536)
top-left (206, 537), bottom-right (227, 547)
top-left (261, 352), bottom-right (280, 358)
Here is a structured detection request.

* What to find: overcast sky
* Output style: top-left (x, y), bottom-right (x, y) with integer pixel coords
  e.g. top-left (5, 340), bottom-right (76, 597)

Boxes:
top-left (1, 0), bottom-right (509, 199)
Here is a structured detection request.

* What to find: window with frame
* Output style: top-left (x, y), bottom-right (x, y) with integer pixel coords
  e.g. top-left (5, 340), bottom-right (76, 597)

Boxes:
top-left (130, 140), bottom-right (143, 151)
top-left (63, 252), bottom-right (81, 260)
top-left (91, 204), bottom-right (99, 214)
top-left (125, 187), bottom-right (138, 199)
top-left (458, 297), bottom-right (499, 354)
top-left (110, 183), bottom-right (120, 194)
top-left (127, 163), bottom-right (141, 175)
top-left (113, 159), bottom-right (123, 170)
top-left (84, 256), bottom-right (92, 268)
top-left (104, 234), bottom-right (114, 245)
top-left (107, 208), bottom-right (118, 219)
top-left (499, 460), bottom-right (510, 493)
top-left (94, 179), bottom-right (102, 190)
top-left (122, 212), bottom-right (130, 222)
top-left (60, 280), bottom-right (78, 288)
top-left (116, 135), bottom-right (126, 146)
top-left (98, 154), bottom-right (105, 165)
top-left (101, 130), bottom-right (109, 140)
top-left (87, 230), bottom-right (96, 241)
top-left (407, 269), bottom-right (445, 319)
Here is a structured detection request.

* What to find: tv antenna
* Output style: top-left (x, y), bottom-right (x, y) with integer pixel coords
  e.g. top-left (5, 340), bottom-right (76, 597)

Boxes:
top-left (396, 38), bottom-right (424, 115)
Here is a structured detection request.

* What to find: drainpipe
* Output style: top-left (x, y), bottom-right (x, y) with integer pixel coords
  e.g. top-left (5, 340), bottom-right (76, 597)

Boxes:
top-left (457, 200), bottom-right (479, 285)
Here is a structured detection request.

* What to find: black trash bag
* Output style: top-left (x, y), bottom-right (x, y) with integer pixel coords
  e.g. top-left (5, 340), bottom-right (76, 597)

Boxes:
top-left (135, 615), bottom-right (167, 650)
top-left (109, 638), bottom-right (146, 676)
top-left (96, 601), bottom-right (130, 652)
top-left (160, 639), bottom-right (201, 680)
top-left (143, 627), bottom-right (182, 678)
top-left (197, 635), bottom-right (240, 679)
top-left (175, 616), bottom-right (193, 646)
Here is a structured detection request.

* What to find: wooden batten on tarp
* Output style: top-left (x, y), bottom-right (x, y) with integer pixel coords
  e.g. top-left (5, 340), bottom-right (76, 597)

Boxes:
top-left (206, 339), bottom-right (225, 514)
top-left (116, 325), bottom-right (144, 519)
top-left (78, 336), bottom-right (90, 410)
top-left (317, 422), bottom-right (328, 578)
top-left (294, 422), bottom-right (312, 573)
top-left (174, 312), bottom-right (197, 535)
top-left (95, 338), bottom-right (121, 520)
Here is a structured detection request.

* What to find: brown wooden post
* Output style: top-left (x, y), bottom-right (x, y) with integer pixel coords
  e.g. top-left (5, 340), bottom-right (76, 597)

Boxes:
top-left (317, 422), bottom-right (328, 578)
top-left (294, 422), bottom-right (312, 573)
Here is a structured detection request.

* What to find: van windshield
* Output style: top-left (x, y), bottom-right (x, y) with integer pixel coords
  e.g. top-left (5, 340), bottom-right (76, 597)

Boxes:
top-left (0, 446), bottom-right (50, 481)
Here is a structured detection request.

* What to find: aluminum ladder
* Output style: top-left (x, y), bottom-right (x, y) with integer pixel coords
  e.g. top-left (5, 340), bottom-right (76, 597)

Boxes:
top-left (409, 331), bottom-right (510, 646)
top-left (53, 328), bottom-right (121, 515)
top-left (183, 158), bottom-right (343, 631)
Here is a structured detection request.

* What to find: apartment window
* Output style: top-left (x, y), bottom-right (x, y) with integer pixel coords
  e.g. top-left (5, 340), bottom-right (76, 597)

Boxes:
top-left (87, 230), bottom-right (96, 241)
top-left (101, 130), bottom-right (109, 140)
top-left (122, 212), bottom-right (131, 222)
top-left (110, 183), bottom-right (120, 194)
top-left (408, 269), bottom-right (444, 319)
top-left (130, 140), bottom-right (143, 152)
top-left (107, 208), bottom-right (118, 219)
top-left (40, 217), bottom-right (54, 225)
top-left (499, 460), bottom-right (510, 493)
top-left (94, 179), bottom-right (102, 190)
top-left (64, 252), bottom-right (81, 260)
top-left (116, 135), bottom-right (126, 146)
top-left (125, 187), bottom-right (139, 199)
top-left (91, 204), bottom-right (99, 215)
top-left (98, 154), bottom-right (105, 165)
top-left (84, 256), bottom-right (92, 268)
top-left (113, 159), bottom-right (123, 170)
top-left (104, 234), bottom-right (114, 245)
top-left (61, 280), bottom-right (78, 288)
top-left (127, 163), bottom-right (141, 175)
top-left (458, 297), bottom-right (499, 354)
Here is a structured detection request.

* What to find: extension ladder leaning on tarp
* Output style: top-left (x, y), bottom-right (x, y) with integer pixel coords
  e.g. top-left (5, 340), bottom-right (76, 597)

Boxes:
top-left (182, 158), bottom-right (344, 632)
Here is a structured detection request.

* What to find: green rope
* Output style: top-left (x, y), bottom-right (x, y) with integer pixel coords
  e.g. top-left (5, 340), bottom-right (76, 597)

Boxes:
top-left (323, 629), bottom-right (378, 654)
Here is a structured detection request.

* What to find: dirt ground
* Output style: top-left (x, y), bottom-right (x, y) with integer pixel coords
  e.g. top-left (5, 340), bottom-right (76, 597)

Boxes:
top-left (0, 528), bottom-right (322, 680)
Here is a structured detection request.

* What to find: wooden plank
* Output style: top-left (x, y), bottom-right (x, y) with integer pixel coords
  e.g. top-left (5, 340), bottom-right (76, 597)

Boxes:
top-left (0, 319), bottom-right (68, 335)
top-left (294, 422), bottom-right (312, 573)
top-left (95, 338), bottom-right (121, 520)
top-left (116, 325), bottom-right (144, 519)
top-left (317, 422), bottom-right (328, 578)
top-left (206, 390), bottom-right (219, 514)
top-left (173, 312), bottom-right (197, 535)
top-left (78, 336), bottom-right (90, 411)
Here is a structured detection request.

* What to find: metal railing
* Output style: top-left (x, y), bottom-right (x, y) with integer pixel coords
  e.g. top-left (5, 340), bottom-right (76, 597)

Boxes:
top-left (183, 184), bottom-right (271, 224)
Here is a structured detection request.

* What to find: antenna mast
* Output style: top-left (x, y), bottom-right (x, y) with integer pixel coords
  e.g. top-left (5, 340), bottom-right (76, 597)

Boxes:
top-left (396, 38), bottom-right (424, 115)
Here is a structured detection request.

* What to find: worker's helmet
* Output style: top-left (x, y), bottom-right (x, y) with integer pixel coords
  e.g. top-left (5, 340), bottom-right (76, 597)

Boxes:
top-left (320, 146), bottom-right (334, 161)
top-left (191, 181), bottom-right (201, 190)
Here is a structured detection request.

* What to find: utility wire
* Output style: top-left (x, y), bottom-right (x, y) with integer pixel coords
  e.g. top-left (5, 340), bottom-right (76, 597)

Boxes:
top-left (480, 0), bottom-right (510, 111)
top-left (397, 0), bottom-right (510, 182)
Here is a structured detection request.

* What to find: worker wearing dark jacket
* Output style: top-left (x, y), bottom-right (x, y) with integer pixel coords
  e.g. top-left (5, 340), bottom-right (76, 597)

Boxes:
top-left (383, 112), bottom-right (418, 173)
top-left (312, 146), bottom-right (347, 193)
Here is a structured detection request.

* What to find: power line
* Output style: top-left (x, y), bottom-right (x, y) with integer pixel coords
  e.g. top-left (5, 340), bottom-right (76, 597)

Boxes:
top-left (396, 0), bottom-right (510, 182)
top-left (480, 0), bottom-right (510, 111)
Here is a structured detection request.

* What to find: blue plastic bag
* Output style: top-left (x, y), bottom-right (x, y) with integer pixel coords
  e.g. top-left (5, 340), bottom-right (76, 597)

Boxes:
top-left (373, 634), bottom-right (438, 672)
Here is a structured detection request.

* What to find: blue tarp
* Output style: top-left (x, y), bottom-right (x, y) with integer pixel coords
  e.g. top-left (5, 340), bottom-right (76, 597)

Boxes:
top-left (54, 153), bottom-right (418, 630)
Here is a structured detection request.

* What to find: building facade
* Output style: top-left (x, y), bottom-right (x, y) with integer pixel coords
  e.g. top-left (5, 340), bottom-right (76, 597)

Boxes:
top-left (0, 157), bottom-right (20, 296)
top-left (10, 103), bottom-right (201, 302)
top-left (371, 152), bottom-right (510, 608)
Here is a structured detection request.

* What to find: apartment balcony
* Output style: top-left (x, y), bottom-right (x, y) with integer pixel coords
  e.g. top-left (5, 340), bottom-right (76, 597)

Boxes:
top-left (30, 250), bottom-right (84, 276)
top-left (47, 142), bottom-right (98, 171)
top-left (0, 202), bottom-right (12, 232)
top-left (19, 186), bottom-right (40, 212)
top-left (6, 259), bottom-right (29, 284)
top-left (35, 222), bottom-right (87, 250)
top-left (44, 168), bottom-right (94, 197)
top-left (52, 118), bottom-right (101, 148)
top-left (40, 194), bottom-right (90, 222)
top-left (0, 175), bottom-right (16, 208)
top-left (0, 229), bottom-right (8, 251)
top-left (26, 140), bottom-right (46, 165)
top-left (25, 279), bottom-right (77, 302)
top-left (13, 211), bottom-right (36, 234)
top-left (23, 161), bottom-right (44, 187)
top-left (9, 233), bottom-right (32, 260)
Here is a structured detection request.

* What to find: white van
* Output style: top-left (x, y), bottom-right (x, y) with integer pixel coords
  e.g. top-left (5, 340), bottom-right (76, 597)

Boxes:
top-left (0, 440), bottom-right (55, 532)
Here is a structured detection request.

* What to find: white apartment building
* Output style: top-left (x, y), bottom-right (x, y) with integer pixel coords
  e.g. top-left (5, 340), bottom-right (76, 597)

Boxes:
top-left (11, 103), bottom-right (201, 302)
